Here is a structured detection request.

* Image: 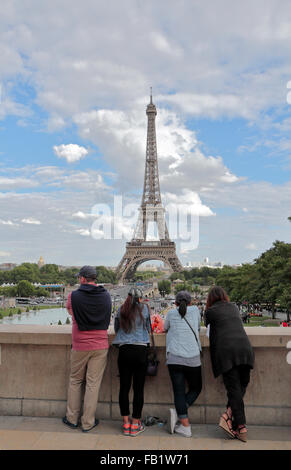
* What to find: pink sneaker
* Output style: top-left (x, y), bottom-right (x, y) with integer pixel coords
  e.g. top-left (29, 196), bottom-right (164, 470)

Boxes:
top-left (130, 421), bottom-right (145, 437)
top-left (122, 422), bottom-right (131, 436)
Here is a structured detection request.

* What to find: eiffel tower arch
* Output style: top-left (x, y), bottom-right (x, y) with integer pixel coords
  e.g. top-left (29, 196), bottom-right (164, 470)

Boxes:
top-left (116, 91), bottom-right (183, 282)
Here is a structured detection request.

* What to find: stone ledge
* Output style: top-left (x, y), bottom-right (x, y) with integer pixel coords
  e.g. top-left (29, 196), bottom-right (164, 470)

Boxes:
top-left (0, 325), bottom-right (290, 347)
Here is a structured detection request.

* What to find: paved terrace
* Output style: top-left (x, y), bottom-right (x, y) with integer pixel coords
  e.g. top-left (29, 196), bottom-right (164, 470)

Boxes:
top-left (0, 416), bottom-right (290, 450)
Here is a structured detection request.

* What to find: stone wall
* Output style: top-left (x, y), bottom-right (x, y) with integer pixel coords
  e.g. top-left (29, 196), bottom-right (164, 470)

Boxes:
top-left (0, 325), bottom-right (290, 425)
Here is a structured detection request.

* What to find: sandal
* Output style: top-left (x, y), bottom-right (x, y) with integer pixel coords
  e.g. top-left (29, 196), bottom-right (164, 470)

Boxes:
top-left (234, 425), bottom-right (247, 442)
top-left (219, 412), bottom-right (235, 439)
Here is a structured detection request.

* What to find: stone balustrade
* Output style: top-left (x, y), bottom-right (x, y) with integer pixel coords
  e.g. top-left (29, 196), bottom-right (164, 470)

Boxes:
top-left (0, 325), bottom-right (290, 426)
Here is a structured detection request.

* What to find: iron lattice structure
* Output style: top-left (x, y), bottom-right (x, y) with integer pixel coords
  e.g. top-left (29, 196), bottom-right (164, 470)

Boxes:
top-left (116, 92), bottom-right (183, 282)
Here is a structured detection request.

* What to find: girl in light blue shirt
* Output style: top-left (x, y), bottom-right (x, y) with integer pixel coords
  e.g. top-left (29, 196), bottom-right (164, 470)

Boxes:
top-left (164, 291), bottom-right (202, 438)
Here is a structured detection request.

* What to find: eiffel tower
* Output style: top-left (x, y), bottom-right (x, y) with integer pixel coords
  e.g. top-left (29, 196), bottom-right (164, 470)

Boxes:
top-left (116, 90), bottom-right (183, 282)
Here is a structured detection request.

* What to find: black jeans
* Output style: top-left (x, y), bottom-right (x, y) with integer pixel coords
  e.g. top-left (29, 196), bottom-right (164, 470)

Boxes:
top-left (118, 345), bottom-right (147, 419)
top-left (168, 364), bottom-right (202, 418)
top-left (222, 364), bottom-right (251, 429)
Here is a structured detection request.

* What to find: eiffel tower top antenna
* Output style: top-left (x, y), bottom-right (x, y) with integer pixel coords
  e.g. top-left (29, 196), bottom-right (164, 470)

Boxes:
top-left (150, 86), bottom-right (152, 104)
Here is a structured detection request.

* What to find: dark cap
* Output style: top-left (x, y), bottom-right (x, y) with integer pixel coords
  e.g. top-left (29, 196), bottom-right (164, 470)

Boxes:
top-left (175, 290), bottom-right (192, 305)
top-left (76, 265), bottom-right (97, 279)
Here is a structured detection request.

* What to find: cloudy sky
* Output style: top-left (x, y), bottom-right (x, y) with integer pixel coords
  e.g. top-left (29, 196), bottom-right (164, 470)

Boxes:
top-left (1, 0), bottom-right (291, 267)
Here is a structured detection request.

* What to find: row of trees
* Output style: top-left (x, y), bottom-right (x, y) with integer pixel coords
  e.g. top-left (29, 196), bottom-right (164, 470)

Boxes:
top-left (0, 263), bottom-right (117, 287)
top-left (215, 241), bottom-right (291, 319)
top-left (133, 270), bottom-right (164, 282)
top-left (170, 267), bottom-right (220, 286)
top-left (0, 280), bottom-right (50, 298)
top-left (170, 241), bottom-right (291, 320)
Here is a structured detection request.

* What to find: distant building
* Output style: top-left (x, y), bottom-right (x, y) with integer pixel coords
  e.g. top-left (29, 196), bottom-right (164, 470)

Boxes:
top-left (186, 259), bottom-right (224, 269)
top-left (172, 278), bottom-right (184, 284)
top-left (137, 263), bottom-right (158, 272)
top-left (58, 265), bottom-right (82, 272)
top-left (38, 256), bottom-right (45, 269)
top-left (0, 263), bottom-right (17, 271)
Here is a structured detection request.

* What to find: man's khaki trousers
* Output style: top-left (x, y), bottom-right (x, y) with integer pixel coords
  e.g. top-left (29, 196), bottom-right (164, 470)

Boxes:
top-left (66, 348), bottom-right (108, 430)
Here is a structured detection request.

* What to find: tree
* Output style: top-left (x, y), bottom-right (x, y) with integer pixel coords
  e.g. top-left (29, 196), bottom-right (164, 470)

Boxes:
top-left (214, 242), bottom-right (291, 318)
top-left (170, 272), bottom-right (185, 281)
top-left (16, 280), bottom-right (35, 297)
top-left (95, 266), bottom-right (117, 284)
top-left (278, 288), bottom-right (291, 322)
top-left (40, 264), bottom-right (61, 284)
top-left (158, 280), bottom-right (171, 296)
top-left (174, 282), bottom-right (194, 295)
top-left (254, 241), bottom-right (291, 318)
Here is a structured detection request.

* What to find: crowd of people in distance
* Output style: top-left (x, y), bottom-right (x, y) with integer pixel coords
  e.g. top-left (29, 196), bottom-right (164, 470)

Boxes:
top-left (62, 266), bottom-right (254, 442)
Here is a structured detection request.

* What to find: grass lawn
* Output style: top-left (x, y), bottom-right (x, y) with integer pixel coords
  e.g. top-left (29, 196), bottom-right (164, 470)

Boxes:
top-left (247, 315), bottom-right (281, 327)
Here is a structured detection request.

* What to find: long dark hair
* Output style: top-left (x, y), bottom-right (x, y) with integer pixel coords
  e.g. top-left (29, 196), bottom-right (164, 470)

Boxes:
top-left (120, 288), bottom-right (144, 333)
top-left (175, 290), bottom-right (192, 318)
top-left (206, 286), bottom-right (230, 309)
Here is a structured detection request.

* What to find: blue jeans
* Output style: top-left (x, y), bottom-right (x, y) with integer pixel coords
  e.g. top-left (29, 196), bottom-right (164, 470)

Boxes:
top-left (168, 364), bottom-right (202, 419)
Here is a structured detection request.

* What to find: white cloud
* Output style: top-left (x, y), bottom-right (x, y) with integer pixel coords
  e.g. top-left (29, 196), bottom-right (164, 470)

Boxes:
top-left (0, 251), bottom-right (11, 257)
top-left (22, 218), bottom-right (41, 225)
top-left (246, 243), bottom-right (257, 250)
top-left (150, 32), bottom-right (183, 58)
top-left (2, 1), bottom-right (291, 126)
top-left (0, 2), bottom-right (291, 266)
top-left (158, 93), bottom-right (257, 120)
top-left (74, 106), bottom-right (239, 194)
top-left (75, 228), bottom-right (91, 236)
top-left (163, 190), bottom-right (215, 217)
top-left (0, 176), bottom-right (38, 189)
top-left (72, 211), bottom-right (92, 219)
top-left (53, 144), bottom-right (88, 163)
top-left (0, 219), bottom-right (18, 226)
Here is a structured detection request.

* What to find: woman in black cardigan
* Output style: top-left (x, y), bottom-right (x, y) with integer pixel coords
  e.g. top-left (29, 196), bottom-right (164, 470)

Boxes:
top-left (205, 286), bottom-right (254, 442)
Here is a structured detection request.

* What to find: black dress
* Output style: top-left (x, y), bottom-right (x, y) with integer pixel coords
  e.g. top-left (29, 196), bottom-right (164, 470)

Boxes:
top-left (205, 301), bottom-right (254, 378)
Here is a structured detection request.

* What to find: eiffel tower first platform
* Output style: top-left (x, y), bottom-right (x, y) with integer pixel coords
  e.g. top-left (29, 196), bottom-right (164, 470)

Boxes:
top-left (115, 91), bottom-right (183, 282)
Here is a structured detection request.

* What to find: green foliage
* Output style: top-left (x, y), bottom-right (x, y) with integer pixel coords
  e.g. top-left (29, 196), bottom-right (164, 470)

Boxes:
top-left (216, 241), bottom-right (291, 320)
top-left (17, 280), bottom-right (35, 297)
top-left (0, 285), bottom-right (17, 296)
top-left (158, 280), bottom-right (171, 295)
top-left (0, 262), bottom-right (116, 288)
top-left (170, 272), bottom-right (185, 281)
top-left (95, 266), bottom-right (117, 284)
top-left (170, 267), bottom-right (220, 285)
top-left (174, 282), bottom-right (194, 295)
top-left (133, 270), bottom-right (163, 281)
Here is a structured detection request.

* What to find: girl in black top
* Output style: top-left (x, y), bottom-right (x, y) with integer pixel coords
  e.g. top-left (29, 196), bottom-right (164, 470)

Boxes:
top-left (205, 286), bottom-right (254, 442)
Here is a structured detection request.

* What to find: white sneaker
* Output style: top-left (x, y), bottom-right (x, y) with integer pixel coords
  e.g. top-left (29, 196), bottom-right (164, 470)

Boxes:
top-left (174, 423), bottom-right (192, 438)
top-left (168, 408), bottom-right (178, 434)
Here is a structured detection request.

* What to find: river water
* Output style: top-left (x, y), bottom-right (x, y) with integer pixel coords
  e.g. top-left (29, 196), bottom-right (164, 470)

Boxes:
top-left (0, 307), bottom-right (71, 326)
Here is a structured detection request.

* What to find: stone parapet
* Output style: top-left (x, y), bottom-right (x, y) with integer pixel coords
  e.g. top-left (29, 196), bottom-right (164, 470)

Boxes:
top-left (0, 325), bottom-right (290, 426)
